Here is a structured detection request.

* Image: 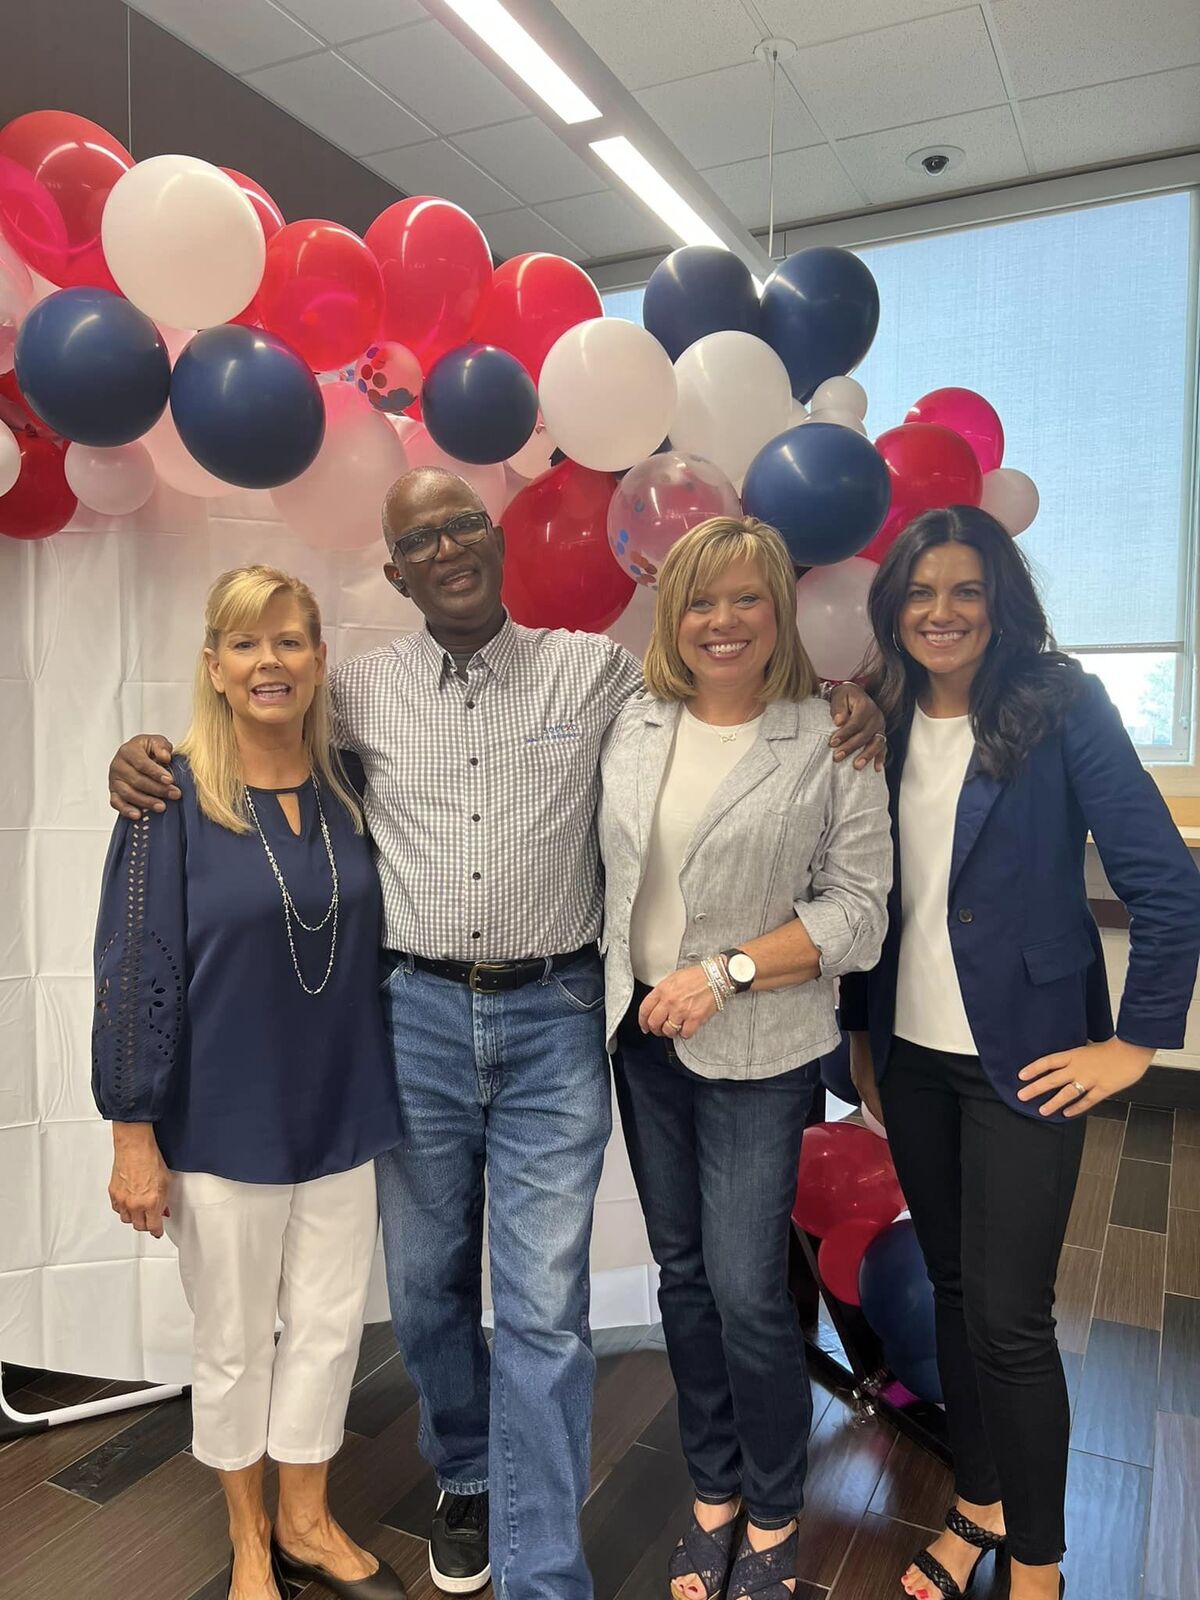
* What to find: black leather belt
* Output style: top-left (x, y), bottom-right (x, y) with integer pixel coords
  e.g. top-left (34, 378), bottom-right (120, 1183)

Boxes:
top-left (388, 943), bottom-right (597, 994)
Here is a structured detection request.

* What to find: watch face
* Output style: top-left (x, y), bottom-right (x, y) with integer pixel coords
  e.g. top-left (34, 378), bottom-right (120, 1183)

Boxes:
top-left (727, 952), bottom-right (755, 987)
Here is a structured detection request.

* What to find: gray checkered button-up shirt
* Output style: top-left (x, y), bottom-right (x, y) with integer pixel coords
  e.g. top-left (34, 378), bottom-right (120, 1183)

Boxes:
top-left (331, 617), bottom-right (644, 963)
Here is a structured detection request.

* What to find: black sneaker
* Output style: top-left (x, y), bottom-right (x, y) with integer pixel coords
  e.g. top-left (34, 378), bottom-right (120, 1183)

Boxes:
top-left (429, 1489), bottom-right (490, 1595)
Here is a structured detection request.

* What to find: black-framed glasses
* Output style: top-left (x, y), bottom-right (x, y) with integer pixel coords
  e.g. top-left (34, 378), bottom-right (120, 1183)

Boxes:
top-left (392, 511), bottom-right (492, 564)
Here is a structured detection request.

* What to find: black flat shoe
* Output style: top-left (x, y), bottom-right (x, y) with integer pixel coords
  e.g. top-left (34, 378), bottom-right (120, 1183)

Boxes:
top-left (904, 1506), bottom-right (1008, 1598)
top-left (225, 1544), bottom-right (293, 1598)
top-left (272, 1537), bottom-right (406, 1600)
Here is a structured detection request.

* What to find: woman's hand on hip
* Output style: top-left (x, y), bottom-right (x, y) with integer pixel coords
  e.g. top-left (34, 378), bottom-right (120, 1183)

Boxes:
top-left (639, 966), bottom-right (719, 1041)
top-left (109, 1124), bottom-right (171, 1237)
top-left (1017, 1037), bottom-right (1155, 1117)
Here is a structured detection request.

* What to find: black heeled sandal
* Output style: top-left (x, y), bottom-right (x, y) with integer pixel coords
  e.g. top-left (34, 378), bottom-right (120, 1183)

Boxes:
top-left (668, 1503), bottom-right (743, 1600)
top-left (725, 1521), bottom-right (798, 1600)
top-left (272, 1537), bottom-right (406, 1599)
top-left (903, 1505), bottom-right (1008, 1598)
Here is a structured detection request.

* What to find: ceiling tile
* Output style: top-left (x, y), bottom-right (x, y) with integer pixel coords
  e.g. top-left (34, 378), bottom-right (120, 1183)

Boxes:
top-left (244, 50), bottom-right (431, 155)
top-left (1020, 66), bottom-right (1200, 173)
top-left (535, 188), bottom-right (672, 259)
top-left (454, 119), bottom-right (605, 205)
top-left (701, 143), bottom-right (865, 230)
top-left (368, 139), bottom-right (520, 216)
top-left (127, 0), bottom-right (321, 73)
top-left (836, 105), bottom-right (1028, 204)
top-left (754, 0), bottom-right (980, 49)
top-left (636, 60), bottom-right (823, 168)
top-left (552, 0), bottom-right (762, 91)
top-left (342, 19), bottom-right (530, 135)
top-left (279, 0), bottom-right (427, 44)
top-left (991, 0), bottom-right (1200, 99)
top-left (790, 8), bottom-right (1008, 139)
top-left (480, 208), bottom-right (588, 263)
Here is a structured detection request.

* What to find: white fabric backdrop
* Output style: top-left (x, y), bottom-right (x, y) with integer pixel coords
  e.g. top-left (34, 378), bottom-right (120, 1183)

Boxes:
top-left (0, 482), bottom-right (656, 1384)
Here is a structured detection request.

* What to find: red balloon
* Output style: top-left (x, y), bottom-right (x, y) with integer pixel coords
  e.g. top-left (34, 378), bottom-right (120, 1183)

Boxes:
top-left (860, 423), bottom-right (984, 563)
top-left (0, 368), bottom-right (62, 442)
top-left (817, 1217), bottom-right (890, 1306)
top-left (257, 219), bottom-right (384, 372)
top-left (220, 167), bottom-right (285, 328)
top-left (0, 110), bottom-right (132, 289)
top-left (0, 431), bottom-right (76, 538)
top-left (472, 253), bottom-right (603, 382)
top-left (792, 1121), bottom-right (905, 1239)
top-left (366, 197), bottom-right (493, 371)
top-left (501, 459), bottom-right (634, 632)
top-left (904, 386), bottom-right (1004, 475)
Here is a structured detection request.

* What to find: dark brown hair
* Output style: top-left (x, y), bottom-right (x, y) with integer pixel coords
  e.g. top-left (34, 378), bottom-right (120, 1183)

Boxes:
top-left (861, 505), bottom-right (1082, 781)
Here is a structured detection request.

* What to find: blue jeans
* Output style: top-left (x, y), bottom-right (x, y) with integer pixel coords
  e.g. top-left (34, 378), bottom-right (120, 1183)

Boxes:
top-left (613, 998), bottom-right (816, 1527)
top-left (376, 950), bottom-right (610, 1600)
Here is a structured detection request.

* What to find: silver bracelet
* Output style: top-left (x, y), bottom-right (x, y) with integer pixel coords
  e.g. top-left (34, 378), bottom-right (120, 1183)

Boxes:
top-left (701, 955), bottom-right (733, 1011)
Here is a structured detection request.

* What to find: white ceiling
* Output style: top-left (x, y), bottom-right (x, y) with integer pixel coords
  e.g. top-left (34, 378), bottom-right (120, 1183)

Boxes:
top-left (126, 0), bottom-right (1200, 266)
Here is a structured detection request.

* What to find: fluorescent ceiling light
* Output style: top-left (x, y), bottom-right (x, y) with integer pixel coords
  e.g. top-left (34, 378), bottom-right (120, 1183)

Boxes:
top-left (441, 0), bottom-right (601, 124)
top-left (589, 136), bottom-right (727, 250)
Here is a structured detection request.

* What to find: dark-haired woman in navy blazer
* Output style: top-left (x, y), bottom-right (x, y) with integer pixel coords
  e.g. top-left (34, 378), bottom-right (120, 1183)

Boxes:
top-left (841, 507), bottom-right (1200, 1600)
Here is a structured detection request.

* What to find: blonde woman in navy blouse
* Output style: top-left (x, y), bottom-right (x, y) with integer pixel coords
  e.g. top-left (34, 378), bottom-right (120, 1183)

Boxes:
top-left (92, 566), bottom-right (403, 1600)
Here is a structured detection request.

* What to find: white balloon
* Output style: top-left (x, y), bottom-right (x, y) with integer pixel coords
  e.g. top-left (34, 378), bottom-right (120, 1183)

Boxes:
top-left (670, 331), bottom-right (792, 485)
top-left (156, 324), bottom-right (196, 367)
top-left (0, 426), bottom-right (20, 496)
top-left (102, 155), bottom-right (266, 329)
top-left (539, 319), bottom-right (675, 472)
top-left (809, 376), bottom-right (867, 420)
top-left (402, 421), bottom-right (507, 523)
top-left (805, 406), bottom-right (867, 435)
top-left (507, 414), bottom-right (556, 479)
top-left (142, 406), bottom-right (233, 498)
top-left (794, 558), bottom-right (877, 681)
top-left (980, 467), bottom-right (1039, 535)
top-left (272, 384), bottom-right (408, 552)
top-left (64, 440), bottom-right (157, 515)
top-left (789, 399), bottom-right (809, 426)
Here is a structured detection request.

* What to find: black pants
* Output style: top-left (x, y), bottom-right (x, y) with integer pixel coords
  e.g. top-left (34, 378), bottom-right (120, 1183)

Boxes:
top-left (613, 996), bottom-right (817, 1526)
top-left (880, 1038), bottom-right (1085, 1566)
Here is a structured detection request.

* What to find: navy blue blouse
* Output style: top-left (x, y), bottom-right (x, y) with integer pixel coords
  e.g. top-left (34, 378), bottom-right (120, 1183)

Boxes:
top-left (91, 756), bottom-right (401, 1184)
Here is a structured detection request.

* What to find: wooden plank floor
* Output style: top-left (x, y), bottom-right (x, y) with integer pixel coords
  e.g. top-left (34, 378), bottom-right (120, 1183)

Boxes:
top-left (2, 1100), bottom-right (1197, 1600)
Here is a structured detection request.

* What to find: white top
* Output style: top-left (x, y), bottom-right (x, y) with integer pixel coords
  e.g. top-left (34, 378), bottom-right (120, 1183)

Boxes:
top-left (894, 704), bottom-right (979, 1055)
top-left (629, 707), bottom-right (761, 986)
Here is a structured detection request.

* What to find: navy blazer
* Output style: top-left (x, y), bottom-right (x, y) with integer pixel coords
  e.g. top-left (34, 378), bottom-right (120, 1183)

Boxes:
top-left (839, 673), bottom-right (1200, 1119)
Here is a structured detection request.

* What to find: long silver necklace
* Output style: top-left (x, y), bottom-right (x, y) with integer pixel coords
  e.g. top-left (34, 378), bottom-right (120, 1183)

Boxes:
top-left (245, 777), bottom-right (340, 996)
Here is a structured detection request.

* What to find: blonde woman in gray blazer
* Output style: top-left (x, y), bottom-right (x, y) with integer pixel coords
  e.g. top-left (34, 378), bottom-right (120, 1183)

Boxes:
top-left (598, 517), bottom-right (891, 1600)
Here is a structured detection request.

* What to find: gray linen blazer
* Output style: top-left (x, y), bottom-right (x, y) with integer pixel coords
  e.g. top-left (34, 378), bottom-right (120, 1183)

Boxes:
top-left (598, 693), bottom-right (892, 1079)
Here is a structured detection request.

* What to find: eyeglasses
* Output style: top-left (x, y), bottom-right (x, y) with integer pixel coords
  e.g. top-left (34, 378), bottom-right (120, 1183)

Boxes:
top-left (392, 511), bottom-right (492, 564)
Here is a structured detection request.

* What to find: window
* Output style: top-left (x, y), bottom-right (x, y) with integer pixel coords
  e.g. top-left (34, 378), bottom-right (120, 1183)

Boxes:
top-left (600, 287), bottom-right (645, 325)
top-left (855, 191), bottom-right (1198, 762)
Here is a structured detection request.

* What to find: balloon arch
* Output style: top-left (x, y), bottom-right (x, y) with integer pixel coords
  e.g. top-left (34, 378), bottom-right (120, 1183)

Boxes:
top-left (0, 109), bottom-right (1040, 676)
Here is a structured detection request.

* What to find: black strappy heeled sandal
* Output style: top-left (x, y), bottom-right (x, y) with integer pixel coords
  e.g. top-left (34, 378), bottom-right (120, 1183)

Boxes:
top-left (903, 1505), bottom-right (1008, 1598)
top-left (668, 1503), bottom-right (744, 1600)
top-left (725, 1521), bottom-right (798, 1600)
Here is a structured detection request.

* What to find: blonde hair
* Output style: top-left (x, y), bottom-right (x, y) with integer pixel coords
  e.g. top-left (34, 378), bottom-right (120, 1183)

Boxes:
top-left (643, 516), bottom-right (817, 703)
top-left (176, 565), bottom-right (363, 834)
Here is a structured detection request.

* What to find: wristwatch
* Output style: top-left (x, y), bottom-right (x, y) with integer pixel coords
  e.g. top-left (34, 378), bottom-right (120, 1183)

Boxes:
top-left (721, 948), bottom-right (756, 993)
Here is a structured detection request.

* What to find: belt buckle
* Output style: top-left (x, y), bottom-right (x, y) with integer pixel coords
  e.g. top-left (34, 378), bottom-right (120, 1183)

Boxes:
top-left (468, 962), bottom-right (507, 993)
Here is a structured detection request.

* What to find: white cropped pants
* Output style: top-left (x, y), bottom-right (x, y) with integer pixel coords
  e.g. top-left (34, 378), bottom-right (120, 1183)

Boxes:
top-left (166, 1162), bottom-right (377, 1472)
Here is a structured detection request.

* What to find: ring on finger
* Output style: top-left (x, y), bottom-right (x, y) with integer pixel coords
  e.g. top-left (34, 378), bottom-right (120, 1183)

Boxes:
top-left (664, 1019), bottom-right (681, 1034)
top-left (1071, 1079), bottom-right (1088, 1097)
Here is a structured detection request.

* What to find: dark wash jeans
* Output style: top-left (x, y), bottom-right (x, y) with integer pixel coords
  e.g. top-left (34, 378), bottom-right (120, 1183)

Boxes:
top-left (613, 992), bottom-right (817, 1527)
top-left (881, 1037), bottom-right (1086, 1566)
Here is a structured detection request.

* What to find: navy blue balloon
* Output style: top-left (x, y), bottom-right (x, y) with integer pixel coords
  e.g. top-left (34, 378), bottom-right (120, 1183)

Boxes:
top-left (423, 343), bottom-right (538, 466)
top-left (859, 1220), bottom-right (939, 1393)
top-left (889, 1352), bottom-right (943, 1405)
top-left (742, 423), bottom-right (890, 567)
top-left (819, 1029), bottom-right (859, 1106)
top-left (15, 287), bottom-right (170, 447)
top-left (170, 326), bottom-right (324, 490)
top-left (642, 246), bottom-right (760, 361)
top-left (760, 248), bottom-right (879, 403)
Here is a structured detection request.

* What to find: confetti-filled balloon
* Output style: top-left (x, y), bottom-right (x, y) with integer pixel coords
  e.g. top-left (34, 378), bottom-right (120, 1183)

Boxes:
top-left (355, 341), bottom-right (423, 415)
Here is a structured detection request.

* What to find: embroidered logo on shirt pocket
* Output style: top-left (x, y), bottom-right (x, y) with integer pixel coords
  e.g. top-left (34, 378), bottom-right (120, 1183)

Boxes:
top-left (525, 722), bottom-right (581, 746)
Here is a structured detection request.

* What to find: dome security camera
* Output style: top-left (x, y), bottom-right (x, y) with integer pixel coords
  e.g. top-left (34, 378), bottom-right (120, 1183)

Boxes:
top-left (922, 152), bottom-right (950, 175)
top-left (905, 145), bottom-right (965, 179)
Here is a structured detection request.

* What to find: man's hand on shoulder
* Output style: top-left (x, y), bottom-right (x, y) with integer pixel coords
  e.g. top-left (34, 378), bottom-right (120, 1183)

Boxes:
top-left (827, 683), bottom-right (886, 771)
top-left (109, 736), bottom-right (179, 819)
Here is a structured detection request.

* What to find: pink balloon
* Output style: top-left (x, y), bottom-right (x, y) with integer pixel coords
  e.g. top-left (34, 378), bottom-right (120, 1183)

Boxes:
top-left (142, 405), bottom-right (232, 498)
top-left (794, 557), bottom-right (877, 681)
top-left (980, 466), bottom-right (1039, 535)
top-left (401, 419), bottom-right (507, 523)
top-left (904, 387), bottom-right (1004, 474)
top-left (607, 450), bottom-right (742, 587)
top-left (272, 382), bottom-right (407, 551)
